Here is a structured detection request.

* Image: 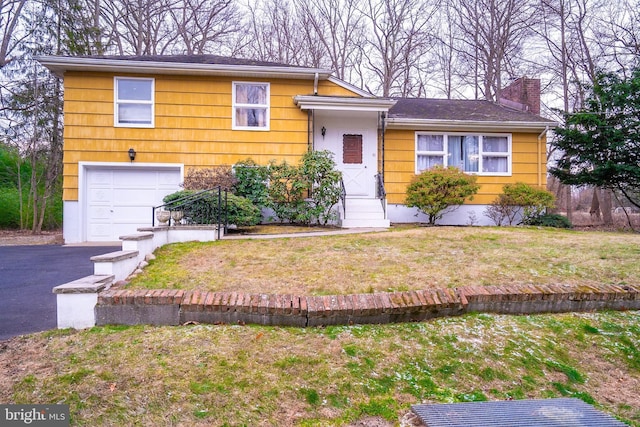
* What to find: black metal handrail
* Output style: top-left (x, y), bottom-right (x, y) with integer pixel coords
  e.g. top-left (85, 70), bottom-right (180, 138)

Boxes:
top-left (339, 178), bottom-right (346, 218)
top-left (375, 173), bottom-right (386, 217)
top-left (152, 187), bottom-right (228, 239)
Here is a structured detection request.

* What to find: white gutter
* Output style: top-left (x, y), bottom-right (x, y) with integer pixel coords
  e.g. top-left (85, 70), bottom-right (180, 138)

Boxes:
top-left (386, 117), bottom-right (558, 132)
top-left (37, 56), bottom-right (334, 80)
top-left (313, 72), bottom-right (318, 95)
top-left (294, 95), bottom-right (396, 112)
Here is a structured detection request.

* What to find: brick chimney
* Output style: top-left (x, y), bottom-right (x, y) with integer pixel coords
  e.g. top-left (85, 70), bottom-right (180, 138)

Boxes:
top-left (499, 77), bottom-right (541, 115)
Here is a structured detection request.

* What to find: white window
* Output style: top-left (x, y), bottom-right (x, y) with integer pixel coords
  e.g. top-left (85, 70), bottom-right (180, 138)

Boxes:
top-left (114, 77), bottom-right (154, 127)
top-left (233, 82), bottom-right (269, 130)
top-left (416, 133), bottom-right (511, 175)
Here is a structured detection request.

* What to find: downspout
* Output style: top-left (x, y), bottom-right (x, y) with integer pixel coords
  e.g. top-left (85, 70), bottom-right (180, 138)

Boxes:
top-left (380, 112), bottom-right (386, 183)
top-left (537, 126), bottom-right (549, 187)
top-left (308, 110), bottom-right (313, 152)
top-left (309, 72), bottom-right (318, 152)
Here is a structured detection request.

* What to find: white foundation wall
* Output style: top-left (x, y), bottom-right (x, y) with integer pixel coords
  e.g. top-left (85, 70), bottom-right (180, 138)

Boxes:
top-left (63, 201), bottom-right (81, 243)
top-left (388, 204), bottom-right (514, 226)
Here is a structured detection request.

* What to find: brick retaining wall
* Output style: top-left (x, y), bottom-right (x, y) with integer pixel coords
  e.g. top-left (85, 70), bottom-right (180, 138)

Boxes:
top-left (95, 283), bottom-right (640, 327)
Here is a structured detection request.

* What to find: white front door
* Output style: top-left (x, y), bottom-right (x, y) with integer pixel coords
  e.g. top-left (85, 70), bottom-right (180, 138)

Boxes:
top-left (314, 111), bottom-right (378, 198)
top-left (85, 165), bottom-right (181, 241)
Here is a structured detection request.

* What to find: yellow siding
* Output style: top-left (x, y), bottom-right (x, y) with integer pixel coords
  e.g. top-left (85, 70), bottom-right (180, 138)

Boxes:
top-left (62, 72), bottom-right (329, 201)
top-left (384, 129), bottom-right (547, 205)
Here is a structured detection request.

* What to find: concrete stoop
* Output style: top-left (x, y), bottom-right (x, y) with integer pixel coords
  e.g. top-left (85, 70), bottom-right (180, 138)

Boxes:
top-left (53, 225), bottom-right (220, 330)
top-left (339, 197), bottom-right (391, 228)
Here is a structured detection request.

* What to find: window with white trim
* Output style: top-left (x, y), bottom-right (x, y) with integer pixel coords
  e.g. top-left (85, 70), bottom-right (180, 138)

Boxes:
top-left (416, 133), bottom-right (511, 175)
top-left (233, 82), bottom-right (270, 130)
top-left (114, 77), bottom-right (154, 127)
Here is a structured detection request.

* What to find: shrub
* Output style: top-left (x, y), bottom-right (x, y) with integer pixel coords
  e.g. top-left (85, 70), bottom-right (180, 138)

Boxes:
top-left (265, 160), bottom-right (308, 224)
top-left (182, 166), bottom-right (237, 191)
top-left (162, 190), bottom-right (260, 226)
top-left (298, 150), bottom-right (342, 225)
top-left (0, 187), bottom-right (22, 228)
top-left (264, 151), bottom-right (342, 225)
top-left (527, 213), bottom-right (573, 228)
top-left (233, 159), bottom-right (269, 208)
top-left (485, 183), bottom-right (556, 226)
top-left (406, 165), bottom-right (480, 225)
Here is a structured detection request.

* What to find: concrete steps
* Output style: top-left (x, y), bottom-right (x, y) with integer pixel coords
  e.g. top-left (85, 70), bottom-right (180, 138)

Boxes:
top-left (340, 197), bottom-right (390, 228)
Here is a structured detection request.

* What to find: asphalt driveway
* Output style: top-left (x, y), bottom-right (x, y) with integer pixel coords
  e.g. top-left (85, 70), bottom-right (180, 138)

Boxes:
top-left (0, 245), bottom-right (117, 341)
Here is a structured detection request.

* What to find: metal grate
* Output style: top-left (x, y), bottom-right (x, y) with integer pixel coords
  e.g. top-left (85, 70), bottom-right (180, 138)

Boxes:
top-left (412, 398), bottom-right (627, 427)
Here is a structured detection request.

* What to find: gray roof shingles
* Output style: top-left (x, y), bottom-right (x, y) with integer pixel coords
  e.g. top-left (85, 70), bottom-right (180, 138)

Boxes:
top-left (87, 54), bottom-right (307, 69)
top-left (389, 98), bottom-right (553, 123)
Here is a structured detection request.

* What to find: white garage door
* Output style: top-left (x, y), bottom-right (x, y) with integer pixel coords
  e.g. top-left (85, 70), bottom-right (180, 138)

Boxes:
top-left (86, 167), bottom-right (181, 241)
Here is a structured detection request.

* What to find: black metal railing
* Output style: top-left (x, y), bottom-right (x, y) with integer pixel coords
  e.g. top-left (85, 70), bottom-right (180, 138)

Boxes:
top-left (339, 178), bottom-right (347, 219)
top-left (375, 173), bottom-right (386, 217)
top-left (152, 187), bottom-right (228, 239)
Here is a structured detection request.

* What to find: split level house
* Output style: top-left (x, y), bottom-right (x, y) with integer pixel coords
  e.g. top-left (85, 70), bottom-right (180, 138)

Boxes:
top-left (39, 55), bottom-right (556, 243)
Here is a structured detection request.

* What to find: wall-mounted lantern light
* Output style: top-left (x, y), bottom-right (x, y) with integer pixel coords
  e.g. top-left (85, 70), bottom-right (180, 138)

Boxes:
top-left (128, 148), bottom-right (136, 162)
top-left (321, 126), bottom-right (326, 139)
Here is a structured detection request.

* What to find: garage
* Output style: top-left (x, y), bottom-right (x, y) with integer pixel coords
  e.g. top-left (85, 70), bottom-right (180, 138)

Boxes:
top-left (84, 165), bottom-right (182, 241)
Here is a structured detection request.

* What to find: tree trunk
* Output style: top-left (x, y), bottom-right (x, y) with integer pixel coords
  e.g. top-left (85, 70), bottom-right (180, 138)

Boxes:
top-left (590, 188), bottom-right (601, 221)
top-left (601, 188), bottom-right (613, 226)
top-left (565, 185), bottom-right (572, 222)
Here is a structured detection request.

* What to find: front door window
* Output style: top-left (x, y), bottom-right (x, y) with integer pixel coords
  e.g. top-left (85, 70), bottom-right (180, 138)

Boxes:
top-left (343, 134), bottom-right (363, 164)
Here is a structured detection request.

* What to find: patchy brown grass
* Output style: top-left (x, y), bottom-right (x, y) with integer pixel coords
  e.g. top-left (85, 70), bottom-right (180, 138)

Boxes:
top-left (1, 312), bottom-right (638, 426)
top-left (129, 226), bottom-right (640, 295)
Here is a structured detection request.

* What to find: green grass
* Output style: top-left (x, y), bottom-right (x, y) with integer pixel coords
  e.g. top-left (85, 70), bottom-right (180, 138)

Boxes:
top-left (127, 226), bottom-right (640, 295)
top-left (1, 311), bottom-right (639, 426)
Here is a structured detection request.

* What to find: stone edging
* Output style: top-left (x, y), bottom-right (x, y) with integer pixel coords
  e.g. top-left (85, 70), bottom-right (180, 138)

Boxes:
top-left (95, 283), bottom-right (640, 327)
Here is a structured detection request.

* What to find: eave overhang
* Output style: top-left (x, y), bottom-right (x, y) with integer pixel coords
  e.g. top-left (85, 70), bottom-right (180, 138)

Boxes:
top-left (36, 56), bottom-right (334, 80)
top-left (386, 118), bottom-right (558, 133)
top-left (294, 95), bottom-right (396, 112)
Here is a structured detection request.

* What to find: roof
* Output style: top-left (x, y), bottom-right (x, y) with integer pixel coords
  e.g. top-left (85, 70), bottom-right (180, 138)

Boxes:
top-left (86, 54), bottom-right (305, 68)
top-left (37, 54), bottom-right (334, 81)
top-left (387, 98), bottom-right (556, 132)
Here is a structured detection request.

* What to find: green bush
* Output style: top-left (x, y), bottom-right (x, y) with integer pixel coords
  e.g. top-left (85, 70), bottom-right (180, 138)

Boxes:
top-left (298, 150), bottom-right (342, 225)
top-left (265, 159), bottom-right (308, 224)
top-left (163, 190), bottom-right (260, 226)
top-left (406, 165), bottom-right (480, 225)
top-left (527, 213), bottom-right (573, 228)
top-left (0, 187), bottom-right (22, 228)
top-left (263, 151), bottom-right (342, 225)
top-left (233, 159), bottom-right (269, 208)
top-left (485, 182), bottom-right (556, 226)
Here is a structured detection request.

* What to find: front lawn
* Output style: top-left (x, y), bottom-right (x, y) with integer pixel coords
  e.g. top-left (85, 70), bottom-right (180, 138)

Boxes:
top-left (1, 312), bottom-right (638, 426)
top-left (128, 226), bottom-right (640, 296)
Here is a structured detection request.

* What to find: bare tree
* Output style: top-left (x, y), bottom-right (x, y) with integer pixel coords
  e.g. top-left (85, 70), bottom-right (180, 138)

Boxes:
top-left (0, 0), bottom-right (28, 68)
top-left (102, 0), bottom-right (175, 55)
top-left (296, 0), bottom-right (365, 80)
top-left (359, 0), bottom-right (438, 97)
top-left (167, 0), bottom-right (243, 55)
top-left (449, 0), bottom-right (536, 101)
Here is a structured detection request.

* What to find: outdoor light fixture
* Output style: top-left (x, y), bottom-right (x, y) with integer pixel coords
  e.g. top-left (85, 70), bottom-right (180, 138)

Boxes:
top-left (321, 126), bottom-right (326, 138)
top-left (128, 148), bottom-right (136, 162)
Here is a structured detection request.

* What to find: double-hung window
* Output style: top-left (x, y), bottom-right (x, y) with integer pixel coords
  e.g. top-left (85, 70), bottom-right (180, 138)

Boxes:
top-left (114, 77), bottom-right (154, 127)
top-left (416, 133), bottom-right (511, 175)
top-left (233, 82), bottom-right (270, 130)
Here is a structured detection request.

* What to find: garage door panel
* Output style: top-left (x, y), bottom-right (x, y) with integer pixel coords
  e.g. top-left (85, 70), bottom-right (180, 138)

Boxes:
top-left (112, 206), bottom-right (152, 221)
top-left (88, 187), bottom-right (113, 203)
top-left (115, 188), bottom-right (158, 205)
top-left (112, 170), bottom-right (156, 186)
top-left (87, 205), bottom-right (111, 220)
top-left (86, 167), bottom-right (181, 241)
top-left (158, 171), bottom-right (182, 187)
